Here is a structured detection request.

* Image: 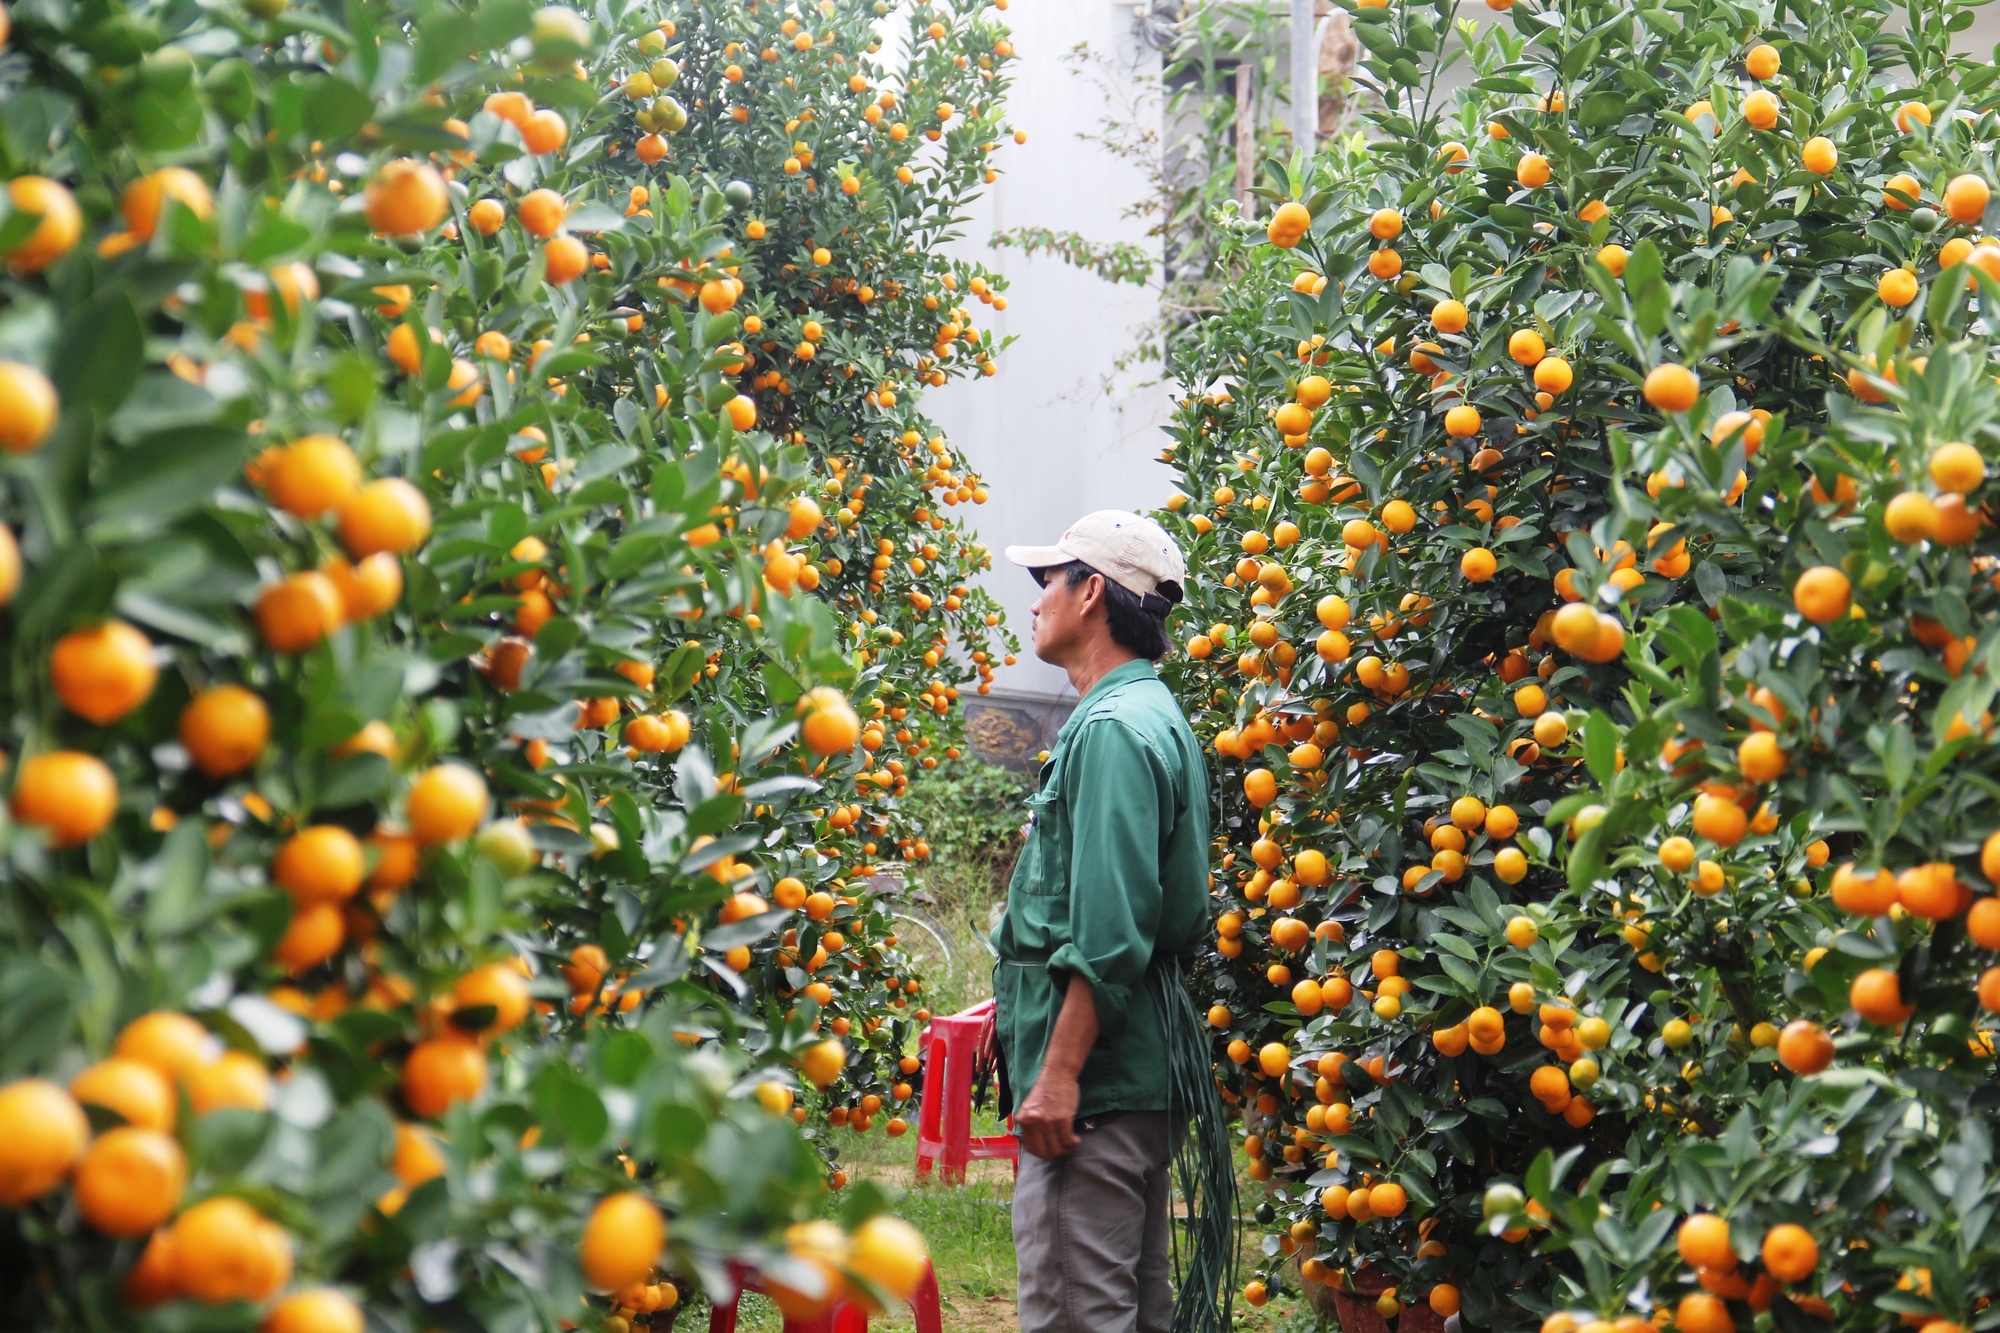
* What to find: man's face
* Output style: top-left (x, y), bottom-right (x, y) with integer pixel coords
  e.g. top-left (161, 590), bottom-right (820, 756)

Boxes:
top-left (1029, 570), bottom-right (1094, 665)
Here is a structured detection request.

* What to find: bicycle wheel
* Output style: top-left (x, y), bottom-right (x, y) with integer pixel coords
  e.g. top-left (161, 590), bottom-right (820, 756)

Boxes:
top-left (888, 908), bottom-right (957, 990)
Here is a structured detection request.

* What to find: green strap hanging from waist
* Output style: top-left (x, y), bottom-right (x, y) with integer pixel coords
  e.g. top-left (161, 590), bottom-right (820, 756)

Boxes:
top-left (1147, 955), bottom-right (1237, 1333)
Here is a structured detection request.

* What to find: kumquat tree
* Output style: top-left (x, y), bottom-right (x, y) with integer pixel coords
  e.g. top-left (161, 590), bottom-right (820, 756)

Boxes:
top-left (0, 0), bottom-right (1018, 1323)
top-left (1157, 0), bottom-right (2000, 1328)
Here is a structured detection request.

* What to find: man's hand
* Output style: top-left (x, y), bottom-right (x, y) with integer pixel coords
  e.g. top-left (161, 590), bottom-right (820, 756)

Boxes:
top-left (1016, 1072), bottom-right (1081, 1159)
top-left (1013, 973), bottom-right (1099, 1160)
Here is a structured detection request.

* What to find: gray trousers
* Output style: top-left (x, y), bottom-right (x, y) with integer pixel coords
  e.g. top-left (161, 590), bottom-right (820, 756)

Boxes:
top-left (1013, 1110), bottom-right (1173, 1333)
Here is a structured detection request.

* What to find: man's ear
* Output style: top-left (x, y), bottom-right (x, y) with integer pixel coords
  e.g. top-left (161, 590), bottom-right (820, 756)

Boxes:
top-left (1080, 573), bottom-right (1108, 618)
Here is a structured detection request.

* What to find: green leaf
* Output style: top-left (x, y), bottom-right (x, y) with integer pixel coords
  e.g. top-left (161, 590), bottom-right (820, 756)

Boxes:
top-left (87, 428), bottom-right (248, 531)
top-left (532, 74), bottom-right (607, 112)
top-left (658, 641), bottom-right (706, 701)
top-left (836, 1178), bottom-right (892, 1229)
top-left (534, 616), bottom-right (585, 663)
top-left (315, 753), bottom-right (391, 810)
top-left (375, 107), bottom-right (472, 153)
top-left (1934, 586), bottom-right (1972, 639)
top-left (1559, 35), bottom-right (1602, 79)
top-left (413, 11), bottom-right (478, 84)
top-left (703, 910), bottom-right (787, 951)
top-left (487, 500), bottom-right (529, 550)
top-left (1722, 1107), bottom-right (1760, 1166)
top-left (141, 821), bottom-right (212, 936)
top-left (533, 1073), bottom-right (609, 1149)
top-left (650, 1101), bottom-right (710, 1160)
top-left (243, 209), bottom-right (312, 264)
top-left (325, 352), bottom-right (378, 424)
top-left (1354, 23), bottom-right (1403, 57)
top-left (1625, 239), bottom-right (1665, 306)
top-left (194, 1108), bottom-right (273, 1177)
top-left (601, 1031), bottom-right (655, 1085)
top-left (1583, 710), bottom-right (1618, 785)
top-left (703, 313), bottom-right (740, 347)
top-left (301, 75), bottom-right (375, 141)
top-left (574, 444), bottom-right (641, 484)
top-left (1579, 91), bottom-right (1627, 128)
top-left (688, 791), bottom-right (746, 837)
top-left (571, 477), bottom-right (628, 508)
top-left (533, 348), bottom-right (608, 378)
top-left (126, 89), bottom-right (206, 151)
top-left (476, 0), bottom-right (536, 46)
top-left (54, 289), bottom-right (145, 417)
top-left (563, 202), bottom-right (627, 233)
top-left (0, 957), bottom-right (78, 1077)
top-left (1881, 721), bottom-right (1915, 794)
top-left (1567, 821), bottom-right (1608, 890)
top-left (761, 660), bottom-right (803, 705)
top-left (1524, 1147), bottom-right (1556, 1203)
top-left (1437, 952), bottom-right (1484, 995)
top-left (328, 1008), bottom-right (406, 1053)
top-left (313, 1101), bottom-right (397, 1199)
top-left (0, 204), bottom-right (46, 257)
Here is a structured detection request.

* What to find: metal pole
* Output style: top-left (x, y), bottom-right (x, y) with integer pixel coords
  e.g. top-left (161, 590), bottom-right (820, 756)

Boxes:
top-left (1290, 0), bottom-right (1316, 158)
top-left (1234, 63), bottom-right (1255, 210)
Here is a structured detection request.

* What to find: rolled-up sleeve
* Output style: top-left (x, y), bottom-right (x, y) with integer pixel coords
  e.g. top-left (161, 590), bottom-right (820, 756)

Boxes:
top-left (1046, 718), bottom-right (1168, 1041)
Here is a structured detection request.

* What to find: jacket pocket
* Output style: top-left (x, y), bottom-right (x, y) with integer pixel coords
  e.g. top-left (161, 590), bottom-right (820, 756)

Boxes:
top-left (995, 960), bottom-right (1056, 1103)
top-left (1010, 787), bottom-right (1064, 895)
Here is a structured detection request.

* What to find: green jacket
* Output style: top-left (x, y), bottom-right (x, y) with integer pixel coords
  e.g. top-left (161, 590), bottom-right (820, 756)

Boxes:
top-left (991, 659), bottom-right (1212, 1119)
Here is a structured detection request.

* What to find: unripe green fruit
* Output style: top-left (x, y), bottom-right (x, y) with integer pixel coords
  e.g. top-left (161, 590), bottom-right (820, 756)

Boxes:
top-left (475, 819), bottom-right (536, 876)
top-left (530, 5), bottom-right (591, 57)
top-left (1482, 1183), bottom-right (1525, 1219)
top-left (140, 45), bottom-right (196, 94)
top-left (203, 58), bottom-right (257, 122)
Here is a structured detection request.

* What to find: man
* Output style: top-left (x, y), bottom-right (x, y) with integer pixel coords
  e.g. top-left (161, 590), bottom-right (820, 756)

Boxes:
top-left (992, 510), bottom-right (1231, 1333)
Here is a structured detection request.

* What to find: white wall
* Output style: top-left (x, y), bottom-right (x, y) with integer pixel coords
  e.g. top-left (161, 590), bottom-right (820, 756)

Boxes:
top-left (926, 1), bottom-right (1178, 705)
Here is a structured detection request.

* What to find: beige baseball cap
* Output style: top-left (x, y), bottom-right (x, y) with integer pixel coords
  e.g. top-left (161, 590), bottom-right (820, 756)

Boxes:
top-left (1005, 510), bottom-right (1187, 611)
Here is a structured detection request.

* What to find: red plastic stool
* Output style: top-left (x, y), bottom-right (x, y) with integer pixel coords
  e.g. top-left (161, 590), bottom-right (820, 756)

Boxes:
top-left (913, 998), bottom-right (1018, 1183)
top-left (705, 1259), bottom-right (943, 1333)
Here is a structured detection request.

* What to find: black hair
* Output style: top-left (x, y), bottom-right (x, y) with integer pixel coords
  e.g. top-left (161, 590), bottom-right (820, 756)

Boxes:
top-left (1039, 561), bottom-right (1174, 661)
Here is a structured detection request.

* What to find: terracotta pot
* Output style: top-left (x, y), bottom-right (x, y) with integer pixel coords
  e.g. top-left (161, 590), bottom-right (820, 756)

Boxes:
top-left (1331, 1270), bottom-right (1450, 1333)
top-left (1403, 1299), bottom-right (1449, 1333)
top-left (1333, 1264), bottom-right (1395, 1333)
top-left (1334, 1285), bottom-right (1391, 1333)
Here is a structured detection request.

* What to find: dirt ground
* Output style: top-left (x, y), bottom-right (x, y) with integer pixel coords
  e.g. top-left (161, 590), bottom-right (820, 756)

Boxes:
top-left (933, 1291), bottom-right (1021, 1332)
